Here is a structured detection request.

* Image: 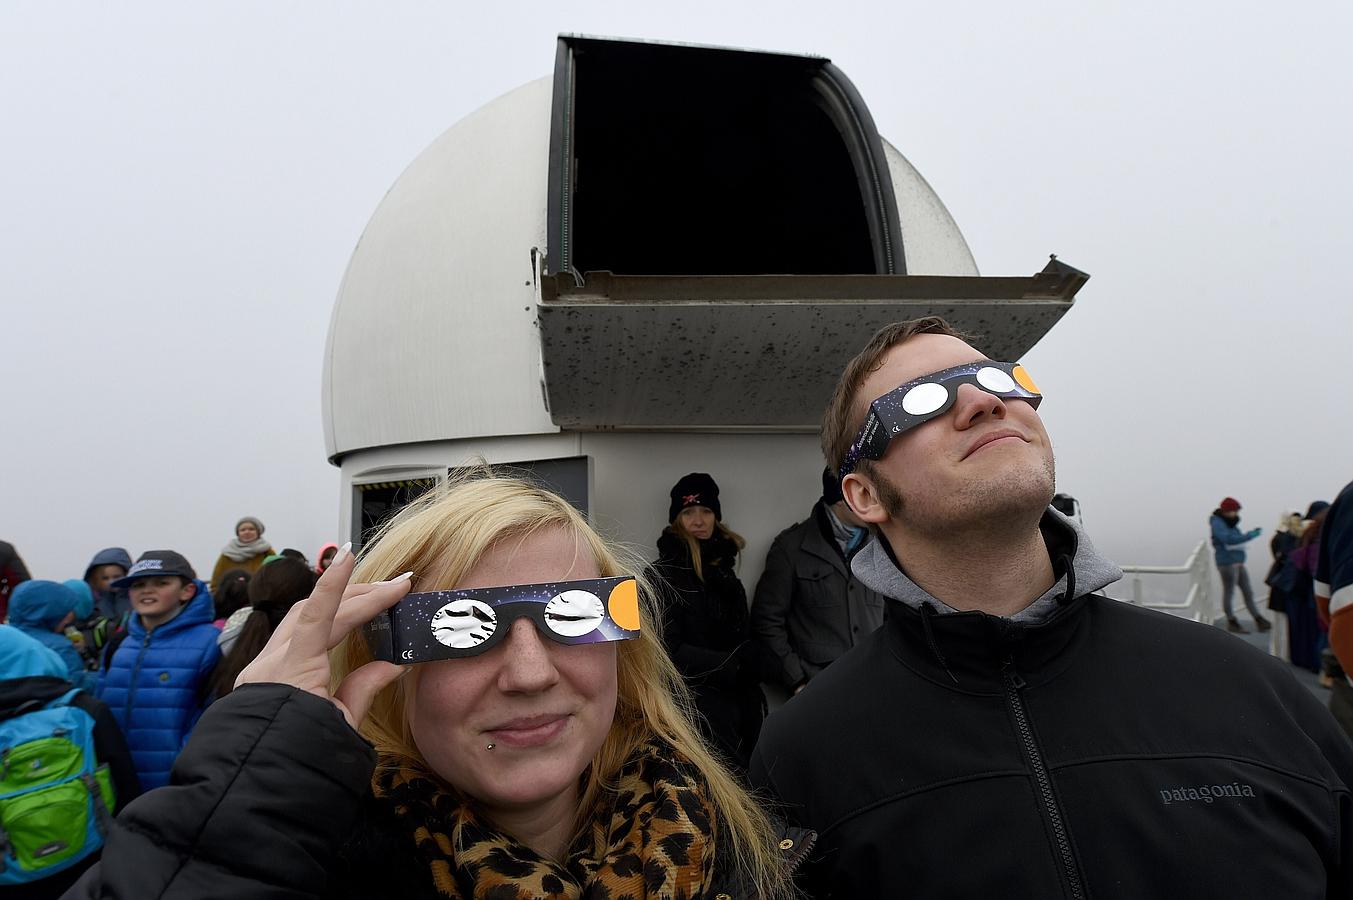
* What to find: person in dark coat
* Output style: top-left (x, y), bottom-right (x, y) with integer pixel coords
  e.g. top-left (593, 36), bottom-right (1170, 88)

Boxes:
top-left (1290, 502), bottom-right (1332, 673)
top-left (1265, 511), bottom-right (1303, 661)
top-left (653, 472), bottom-right (766, 773)
top-left (751, 467), bottom-right (885, 695)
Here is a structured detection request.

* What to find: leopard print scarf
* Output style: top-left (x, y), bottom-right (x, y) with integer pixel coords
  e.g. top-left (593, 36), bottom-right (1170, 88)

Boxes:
top-left (371, 739), bottom-right (717, 899)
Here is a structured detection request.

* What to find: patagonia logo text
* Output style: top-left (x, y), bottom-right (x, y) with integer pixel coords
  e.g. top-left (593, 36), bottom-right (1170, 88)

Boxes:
top-left (1159, 782), bottom-right (1256, 805)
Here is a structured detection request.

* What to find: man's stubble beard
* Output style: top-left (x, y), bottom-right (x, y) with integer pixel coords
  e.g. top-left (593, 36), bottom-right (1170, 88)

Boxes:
top-left (880, 451), bottom-right (1058, 539)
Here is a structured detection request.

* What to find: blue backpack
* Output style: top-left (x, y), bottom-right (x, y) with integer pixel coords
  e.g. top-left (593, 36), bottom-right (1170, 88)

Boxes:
top-left (0, 686), bottom-right (114, 886)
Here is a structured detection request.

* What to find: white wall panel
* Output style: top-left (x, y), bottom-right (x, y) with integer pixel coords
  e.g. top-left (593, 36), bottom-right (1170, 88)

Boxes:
top-left (323, 79), bottom-right (556, 459)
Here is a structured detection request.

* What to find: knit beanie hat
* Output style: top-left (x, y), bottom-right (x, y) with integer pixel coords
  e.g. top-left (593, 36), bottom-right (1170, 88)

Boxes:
top-left (821, 466), bottom-right (844, 506)
top-left (1218, 497), bottom-right (1241, 513)
top-left (669, 473), bottom-right (721, 523)
top-left (236, 516), bottom-right (265, 536)
top-left (1305, 500), bottom-right (1331, 520)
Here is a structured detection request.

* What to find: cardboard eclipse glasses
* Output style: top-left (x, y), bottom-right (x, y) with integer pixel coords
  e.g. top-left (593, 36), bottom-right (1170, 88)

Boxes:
top-left (366, 575), bottom-right (641, 664)
top-left (838, 361), bottom-right (1041, 478)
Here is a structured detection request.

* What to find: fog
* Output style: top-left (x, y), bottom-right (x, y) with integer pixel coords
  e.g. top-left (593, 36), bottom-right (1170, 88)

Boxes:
top-left (3, 1), bottom-right (1349, 596)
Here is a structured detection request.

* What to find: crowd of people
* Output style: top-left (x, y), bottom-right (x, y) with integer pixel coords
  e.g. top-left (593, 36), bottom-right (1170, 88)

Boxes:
top-left (2, 316), bottom-right (1352, 898)
top-left (0, 525), bottom-right (340, 897)
top-left (1211, 496), bottom-right (1348, 695)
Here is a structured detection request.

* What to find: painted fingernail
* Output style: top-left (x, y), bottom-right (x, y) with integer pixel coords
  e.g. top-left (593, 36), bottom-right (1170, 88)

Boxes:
top-left (391, 571), bottom-right (414, 583)
top-left (333, 542), bottom-right (352, 566)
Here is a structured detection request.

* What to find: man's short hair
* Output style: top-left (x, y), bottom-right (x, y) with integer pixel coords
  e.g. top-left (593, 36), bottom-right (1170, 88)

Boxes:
top-left (821, 316), bottom-right (972, 474)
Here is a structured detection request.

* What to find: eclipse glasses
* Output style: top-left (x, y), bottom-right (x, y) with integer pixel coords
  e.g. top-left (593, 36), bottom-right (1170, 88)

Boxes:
top-left (365, 575), bottom-right (641, 664)
top-left (838, 360), bottom-right (1042, 478)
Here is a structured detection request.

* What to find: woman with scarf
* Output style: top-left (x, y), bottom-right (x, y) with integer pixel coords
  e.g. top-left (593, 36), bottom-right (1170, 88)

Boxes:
top-left (651, 473), bottom-right (766, 775)
top-left (68, 474), bottom-right (804, 899)
top-left (209, 516), bottom-right (273, 593)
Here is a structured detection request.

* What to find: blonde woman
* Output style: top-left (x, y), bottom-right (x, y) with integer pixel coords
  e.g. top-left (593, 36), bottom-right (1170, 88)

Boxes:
top-left (652, 473), bottom-right (766, 774)
top-left (70, 474), bottom-right (805, 899)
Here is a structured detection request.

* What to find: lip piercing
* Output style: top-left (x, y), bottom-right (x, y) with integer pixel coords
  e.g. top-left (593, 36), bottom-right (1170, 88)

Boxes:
top-left (486, 743), bottom-right (495, 751)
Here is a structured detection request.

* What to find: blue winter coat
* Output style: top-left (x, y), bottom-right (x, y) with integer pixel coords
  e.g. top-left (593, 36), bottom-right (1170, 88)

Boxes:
top-left (1210, 514), bottom-right (1257, 566)
top-left (97, 580), bottom-right (220, 790)
top-left (7, 579), bottom-right (93, 691)
top-left (0, 623), bottom-right (67, 680)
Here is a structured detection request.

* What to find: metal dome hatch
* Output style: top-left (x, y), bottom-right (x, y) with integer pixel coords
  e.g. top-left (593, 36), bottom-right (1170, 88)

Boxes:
top-left (547, 35), bottom-right (903, 277)
top-left (539, 36), bottom-right (1089, 432)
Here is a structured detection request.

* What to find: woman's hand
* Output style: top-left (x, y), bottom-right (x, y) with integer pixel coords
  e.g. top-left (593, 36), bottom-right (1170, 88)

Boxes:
top-left (236, 542), bottom-right (412, 730)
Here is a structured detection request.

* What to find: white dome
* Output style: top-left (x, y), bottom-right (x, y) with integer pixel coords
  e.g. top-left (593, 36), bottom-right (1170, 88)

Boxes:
top-left (323, 39), bottom-right (1078, 462)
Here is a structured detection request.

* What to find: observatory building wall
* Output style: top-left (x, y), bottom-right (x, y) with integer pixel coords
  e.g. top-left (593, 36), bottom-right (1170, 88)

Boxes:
top-left (337, 433), bottom-right (826, 594)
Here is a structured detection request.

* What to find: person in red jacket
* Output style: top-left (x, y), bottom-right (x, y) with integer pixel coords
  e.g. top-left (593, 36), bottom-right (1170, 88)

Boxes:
top-left (0, 539), bottom-right (32, 622)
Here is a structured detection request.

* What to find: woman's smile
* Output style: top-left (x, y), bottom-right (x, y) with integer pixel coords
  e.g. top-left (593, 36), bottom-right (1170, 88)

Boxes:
top-left (485, 713), bottom-right (571, 748)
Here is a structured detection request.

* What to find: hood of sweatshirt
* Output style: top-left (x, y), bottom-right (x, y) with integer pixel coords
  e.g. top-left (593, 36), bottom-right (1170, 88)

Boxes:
top-left (84, 546), bottom-right (133, 580)
top-left (851, 507), bottom-right (1122, 626)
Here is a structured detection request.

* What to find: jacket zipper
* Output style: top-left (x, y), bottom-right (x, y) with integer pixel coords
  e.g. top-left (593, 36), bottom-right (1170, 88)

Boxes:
top-left (785, 830), bottom-right (818, 876)
top-left (125, 631), bottom-right (152, 722)
top-left (1002, 657), bottom-right (1084, 900)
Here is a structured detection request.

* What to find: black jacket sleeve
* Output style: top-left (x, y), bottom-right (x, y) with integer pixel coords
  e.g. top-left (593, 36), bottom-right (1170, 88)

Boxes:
top-left (63, 683), bottom-right (376, 900)
top-left (750, 534), bottom-right (806, 689)
top-left (70, 692), bottom-right (141, 811)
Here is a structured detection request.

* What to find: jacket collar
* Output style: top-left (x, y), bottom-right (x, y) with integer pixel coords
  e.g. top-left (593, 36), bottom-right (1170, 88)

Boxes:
top-left (800, 501), bottom-right (848, 575)
top-left (851, 507), bottom-right (1121, 624)
top-left (850, 508), bottom-right (1123, 688)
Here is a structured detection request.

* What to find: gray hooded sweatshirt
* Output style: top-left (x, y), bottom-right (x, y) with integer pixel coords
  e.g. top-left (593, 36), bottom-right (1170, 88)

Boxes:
top-left (850, 508), bottom-right (1123, 625)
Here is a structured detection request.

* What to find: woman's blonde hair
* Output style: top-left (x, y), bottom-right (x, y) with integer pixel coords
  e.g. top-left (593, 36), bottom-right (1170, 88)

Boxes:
top-left (333, 470), bottom-right (789, 895)
top-left (667, 519), bottom-right (746, 582)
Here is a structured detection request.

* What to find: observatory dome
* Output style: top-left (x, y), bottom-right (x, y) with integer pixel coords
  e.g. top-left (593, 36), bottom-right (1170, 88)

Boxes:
top-left (320, 37), bottom-right (1082, 463)
top-left (321, 36), bottom-right (1088, 585)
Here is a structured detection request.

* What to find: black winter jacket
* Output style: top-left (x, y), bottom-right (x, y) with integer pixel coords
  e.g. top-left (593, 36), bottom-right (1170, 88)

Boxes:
top-left (751, 512), bottom-right (1353, 899)
top-left (653, 530), bottom-right (766, 769)
top-left (750, 501), bottom-right (885, 690)
top-left (65, 683), bottom-right (809, 899)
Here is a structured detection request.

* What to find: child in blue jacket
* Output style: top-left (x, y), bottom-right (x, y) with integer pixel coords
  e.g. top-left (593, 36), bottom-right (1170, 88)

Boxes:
top-left (98, 550), bottom-right (221, 790)
top-left (7, 580), bottom-right (93, 691)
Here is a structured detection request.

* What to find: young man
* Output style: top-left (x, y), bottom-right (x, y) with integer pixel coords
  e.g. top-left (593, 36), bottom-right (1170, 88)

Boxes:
top-left (98, 550), bottom-right (220, 790)
top-left (750, 317), bottom-right (1353, 898)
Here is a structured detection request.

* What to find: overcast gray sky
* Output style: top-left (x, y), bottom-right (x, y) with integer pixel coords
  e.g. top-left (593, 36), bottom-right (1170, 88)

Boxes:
top-left (3, 1), bottom-right (1350, 591)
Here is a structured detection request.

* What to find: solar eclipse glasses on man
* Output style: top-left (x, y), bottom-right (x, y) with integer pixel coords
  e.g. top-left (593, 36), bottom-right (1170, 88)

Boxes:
top-left (838, 360), bottom-right (1042, 478)
top-left (366, 575), bottom-right (641, 664)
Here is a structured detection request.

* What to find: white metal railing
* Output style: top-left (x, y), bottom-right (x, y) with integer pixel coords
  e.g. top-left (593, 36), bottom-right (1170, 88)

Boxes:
top-left (1109, 540), bottom-right (1215, 624)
